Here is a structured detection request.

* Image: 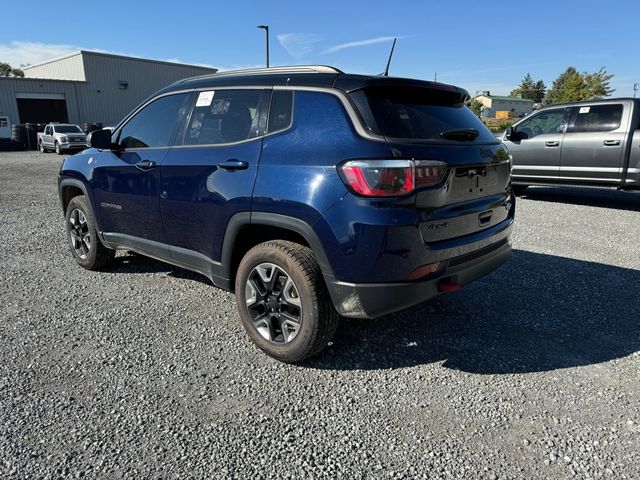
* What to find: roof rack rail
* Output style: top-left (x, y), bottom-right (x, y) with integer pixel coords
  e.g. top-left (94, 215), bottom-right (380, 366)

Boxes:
top-left (212, 65), bottom-right (342, 76)
top-left (176, 65), bottom-right (343, 84)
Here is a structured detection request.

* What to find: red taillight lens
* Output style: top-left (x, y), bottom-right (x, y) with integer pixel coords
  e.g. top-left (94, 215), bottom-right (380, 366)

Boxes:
top-left (340, 160), bottom-right (446, 197)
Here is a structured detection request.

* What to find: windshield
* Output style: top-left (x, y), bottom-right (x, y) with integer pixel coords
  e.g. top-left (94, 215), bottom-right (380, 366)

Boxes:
top-left (55, 125), bottom-right (83, 133)
top-left (351, 86), bottom-right (496, 143)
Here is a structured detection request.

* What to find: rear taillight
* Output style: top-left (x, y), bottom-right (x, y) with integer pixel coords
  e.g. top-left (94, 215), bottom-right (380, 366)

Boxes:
top-left (340, 160), bottom-right (446, 197)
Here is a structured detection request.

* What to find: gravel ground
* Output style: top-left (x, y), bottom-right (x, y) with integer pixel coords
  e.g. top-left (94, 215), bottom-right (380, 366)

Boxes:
top-left (1, 151), bottom-right (639, 479)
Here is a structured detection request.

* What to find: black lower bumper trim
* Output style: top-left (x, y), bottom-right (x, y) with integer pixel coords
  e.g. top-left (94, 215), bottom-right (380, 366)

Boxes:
top-left (326, 241), bottom-right (511, 319)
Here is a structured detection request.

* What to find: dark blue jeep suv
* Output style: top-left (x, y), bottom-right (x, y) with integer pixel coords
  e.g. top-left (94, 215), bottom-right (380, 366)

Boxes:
top-left (58, 66), bottom-right (515, 362)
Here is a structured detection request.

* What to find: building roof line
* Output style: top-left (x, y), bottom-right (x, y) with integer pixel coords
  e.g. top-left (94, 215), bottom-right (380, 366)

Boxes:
top-left (22, 50), bottom-right (218, 73)
top-left (475, 94), bottom-right (534, 103)
top-left (22, 51), bottom-right (83, 71)
top-left (0, 76), bottom-right (86, 84)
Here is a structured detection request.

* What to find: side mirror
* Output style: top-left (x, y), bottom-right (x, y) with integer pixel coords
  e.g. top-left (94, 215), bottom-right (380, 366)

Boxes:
top-left (87, 128), bottom-right (113, 150)
top-left (505, 126), bottom-right (527, 141)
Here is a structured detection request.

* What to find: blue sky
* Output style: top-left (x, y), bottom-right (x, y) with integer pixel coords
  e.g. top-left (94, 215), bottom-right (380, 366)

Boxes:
top-left (3, 0), bottom-right (636, 96)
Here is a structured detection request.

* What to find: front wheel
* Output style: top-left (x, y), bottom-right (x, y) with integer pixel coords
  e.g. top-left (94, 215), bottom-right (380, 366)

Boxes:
top-left (55, 142), bottom-right (62, 155)
top-left (65, 195), bottom-right (115, 270)
top-left (39, 141), bottom-right (46, 153)
top-left (235, 240), bottom-right (338, 362)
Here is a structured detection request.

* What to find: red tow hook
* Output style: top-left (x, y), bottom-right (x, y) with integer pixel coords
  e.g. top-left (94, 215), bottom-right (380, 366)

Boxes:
top-left (438, 280), bottom-right (460, 293)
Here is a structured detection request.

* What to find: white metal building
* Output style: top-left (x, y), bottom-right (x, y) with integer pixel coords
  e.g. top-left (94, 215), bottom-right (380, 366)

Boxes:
top-left (473, 91), bottom-right (534, 118)
top-left (0, 51), bottom-right (217, 131)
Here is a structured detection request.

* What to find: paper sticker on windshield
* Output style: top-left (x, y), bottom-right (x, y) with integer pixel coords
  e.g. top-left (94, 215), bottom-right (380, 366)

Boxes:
top-left (196, 91), bottom-right (214, 107)
top-left (579, 106), bottom-right (590, 114)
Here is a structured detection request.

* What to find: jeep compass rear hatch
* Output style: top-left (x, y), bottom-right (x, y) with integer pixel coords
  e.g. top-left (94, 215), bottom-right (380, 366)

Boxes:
top-left (347, 83), bottom-right (512, 243)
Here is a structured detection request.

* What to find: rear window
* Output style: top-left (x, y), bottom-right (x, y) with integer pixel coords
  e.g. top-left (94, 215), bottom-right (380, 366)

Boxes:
top-left (351, 86), bottom-right (496, 143)
top-left (571, 104), bottom-right (623, 133)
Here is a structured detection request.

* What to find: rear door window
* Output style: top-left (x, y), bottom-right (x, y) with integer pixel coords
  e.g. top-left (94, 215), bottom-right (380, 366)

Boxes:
top-left (350, 86), bottom-right (496, 143)
top-left (183, 89), bottom-right (268, 145)
top-left (570, 104), bottom-right (623, 133)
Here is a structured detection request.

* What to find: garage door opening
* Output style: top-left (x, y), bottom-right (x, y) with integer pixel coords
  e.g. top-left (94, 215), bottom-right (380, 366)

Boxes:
top-left (17, 98), bottom-right (69, 123)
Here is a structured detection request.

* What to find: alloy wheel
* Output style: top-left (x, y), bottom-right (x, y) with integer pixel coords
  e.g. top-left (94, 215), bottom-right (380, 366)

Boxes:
top-left (68, 208), bottom-right (91, 259)
top-left (245, 262), bottom-right (302, 343)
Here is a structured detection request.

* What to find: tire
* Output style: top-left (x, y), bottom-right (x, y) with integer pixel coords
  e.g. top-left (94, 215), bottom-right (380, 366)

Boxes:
top-left (512, 185), bottom-right (528, 196)
top-left (39, 141), bottom-right (46, 153)
top-left (235, 240), bottom-right (339, 362)
top-left (65, 195), bottom-right (115, 270)
top-left (55, 141), bottom-right (62, 155)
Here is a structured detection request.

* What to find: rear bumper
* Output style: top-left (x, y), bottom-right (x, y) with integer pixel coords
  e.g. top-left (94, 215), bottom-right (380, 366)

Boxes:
top-left (326, 223), bottom-right (512, 318)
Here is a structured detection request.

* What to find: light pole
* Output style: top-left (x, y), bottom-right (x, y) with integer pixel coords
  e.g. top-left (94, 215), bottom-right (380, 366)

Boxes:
top-left (257, 25), bottom-right (269, 68)
top-left (634, 83), bottom-right (639, 98)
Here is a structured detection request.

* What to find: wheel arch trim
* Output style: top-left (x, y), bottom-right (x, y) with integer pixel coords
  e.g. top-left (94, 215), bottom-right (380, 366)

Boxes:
top-left (221, 212), bottom-right (336, 281)
top-left (58, 178), bottom-right (102, 234)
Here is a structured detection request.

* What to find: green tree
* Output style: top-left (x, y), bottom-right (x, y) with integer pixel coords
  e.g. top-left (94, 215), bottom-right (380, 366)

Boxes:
top-left (545, 66), bottom-right (614, 104)
top-left (0, 62), bottom-right (24, 77)
top-left (583, 67), bottom-right (614, 98)
top-left (465, 98), bottom-right (483, 117)
top-left (510, 73), bottom-right (546, 103)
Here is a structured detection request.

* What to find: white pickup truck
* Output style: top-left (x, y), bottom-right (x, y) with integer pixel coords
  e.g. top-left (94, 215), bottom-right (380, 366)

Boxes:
top-left (37, 123), bottom-right (87, 155)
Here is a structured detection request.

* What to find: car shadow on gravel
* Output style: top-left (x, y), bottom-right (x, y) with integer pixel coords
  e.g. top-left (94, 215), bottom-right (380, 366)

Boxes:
top-left (305, 249), bottom-right (640, 374)
top-left (103, 252), bottom-right (211, 285)
top-left (520, 186), bottom-right (640, 211)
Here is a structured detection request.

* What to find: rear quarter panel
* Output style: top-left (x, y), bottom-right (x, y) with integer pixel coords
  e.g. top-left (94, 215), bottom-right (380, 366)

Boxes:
top-left (252, 90), bottom-right (391, 226)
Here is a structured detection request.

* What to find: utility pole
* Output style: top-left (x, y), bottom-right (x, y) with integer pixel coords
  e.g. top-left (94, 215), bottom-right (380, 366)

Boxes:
top-left (634, 83), bottom-right (639, 98)
top-left (434, 72), bottom-right (437, 82)
top-left (257, 25), bottom-right (270, 68)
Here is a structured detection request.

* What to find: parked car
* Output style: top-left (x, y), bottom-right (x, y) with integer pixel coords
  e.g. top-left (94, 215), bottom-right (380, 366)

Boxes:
top-left (58, 66), bottom-right (515, 362)
top-left (38, 123), bottom-right (87, 154)
top-left (502, 98), bottom-right (640, 194)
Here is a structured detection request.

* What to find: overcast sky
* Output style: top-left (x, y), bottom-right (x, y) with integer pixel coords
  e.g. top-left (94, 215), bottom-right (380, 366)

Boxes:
top-left (2, 0), bottom-right (636, 96)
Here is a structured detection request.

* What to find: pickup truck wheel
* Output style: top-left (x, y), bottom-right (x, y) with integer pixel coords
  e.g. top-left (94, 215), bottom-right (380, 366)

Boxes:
top-left (39, 141), bottom-right (46, 153)
top-left (55, 142), bottom-right (62, 155)
top-left (65, 195), bottom-right (115, 270)
top-left (235, 240), bottom-right (338, 362)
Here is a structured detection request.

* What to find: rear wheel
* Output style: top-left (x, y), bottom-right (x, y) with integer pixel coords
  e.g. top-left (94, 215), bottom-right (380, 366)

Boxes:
top-left (65, 195), bottom-right (115, 270)
top-left (235, 240), bottom-right (338, 362)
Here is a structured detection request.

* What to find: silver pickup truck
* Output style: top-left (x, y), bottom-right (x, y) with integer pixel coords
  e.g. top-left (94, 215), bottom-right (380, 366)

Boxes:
top-left (37, 123), bottom-right (87, 155)
top-left (502, 98), bottom-right (640, 194)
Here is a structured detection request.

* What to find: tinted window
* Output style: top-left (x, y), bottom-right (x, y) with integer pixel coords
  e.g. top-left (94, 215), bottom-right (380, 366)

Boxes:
top-left (572, 104), bottom-right (622, 133)
top-left (517, 109), bottom-right (567, 139)
top-left (55, 125), bottom-right (82, 133)
top-left (118, 93), bottom-right (190, 149)
top-left (268, 90), bottom-right (293, 133)
top-left (184, 90), bottom-right (266, 145)
top-left (351, 86), bottom-right (496, 142)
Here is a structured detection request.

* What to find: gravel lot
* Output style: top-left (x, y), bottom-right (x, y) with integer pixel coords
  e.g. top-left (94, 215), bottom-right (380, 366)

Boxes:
top-left (1, 151), bottom-right (639, 479)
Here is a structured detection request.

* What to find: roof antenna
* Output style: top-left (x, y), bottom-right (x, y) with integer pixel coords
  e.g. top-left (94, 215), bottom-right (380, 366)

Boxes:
top-left (382, 37), bottom-right (397, 76)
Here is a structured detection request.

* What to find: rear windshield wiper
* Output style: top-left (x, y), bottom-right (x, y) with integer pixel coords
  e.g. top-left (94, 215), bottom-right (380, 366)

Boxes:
top-left (440, 128), bottom-right (479, 141)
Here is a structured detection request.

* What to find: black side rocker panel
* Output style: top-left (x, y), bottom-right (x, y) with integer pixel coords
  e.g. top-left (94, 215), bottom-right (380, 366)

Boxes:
top-left (99, 211), bottom-right (338, 294)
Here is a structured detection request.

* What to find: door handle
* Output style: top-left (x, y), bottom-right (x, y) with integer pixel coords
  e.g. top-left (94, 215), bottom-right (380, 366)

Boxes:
top-left (135, 159), bottom-right (156, 171)
top-left (545, 141), bottom-right (560, 147)
top-left (218, 159), bottom-right (249, 171)
top-left (603, 140), bottom-right (620, 146)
